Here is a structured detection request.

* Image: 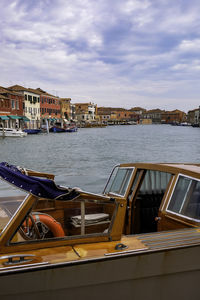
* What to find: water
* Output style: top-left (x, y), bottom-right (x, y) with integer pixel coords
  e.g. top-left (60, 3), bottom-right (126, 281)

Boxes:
top-left (0, 125), bottom-right (199, 193)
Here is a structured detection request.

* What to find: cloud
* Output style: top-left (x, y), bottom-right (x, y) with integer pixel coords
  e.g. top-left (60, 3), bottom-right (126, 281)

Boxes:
top-left (0, 0), bottom-right (200, 112)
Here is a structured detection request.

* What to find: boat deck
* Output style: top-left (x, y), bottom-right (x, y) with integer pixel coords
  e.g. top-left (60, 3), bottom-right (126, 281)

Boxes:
top-left (136, 227), bottom-right (200, 252)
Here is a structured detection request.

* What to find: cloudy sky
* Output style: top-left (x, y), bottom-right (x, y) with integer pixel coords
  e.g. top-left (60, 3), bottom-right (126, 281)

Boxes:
top-left (0, 0), bottom-right (200, 112)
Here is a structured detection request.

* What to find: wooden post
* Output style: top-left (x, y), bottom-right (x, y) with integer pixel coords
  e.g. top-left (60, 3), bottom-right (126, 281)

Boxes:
top-left (81, 200), bottom-right (85, 235)
top-left (2, 121), bottom-right (5, 138)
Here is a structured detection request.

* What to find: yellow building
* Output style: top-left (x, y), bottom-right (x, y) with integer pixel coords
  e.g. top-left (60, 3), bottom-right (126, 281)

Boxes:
top-left (60, 98), bottom-right (72, 122)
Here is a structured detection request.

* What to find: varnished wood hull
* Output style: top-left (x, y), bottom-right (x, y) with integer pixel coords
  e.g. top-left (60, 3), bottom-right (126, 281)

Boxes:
top-left (1, 244), bottom-right (200, 300)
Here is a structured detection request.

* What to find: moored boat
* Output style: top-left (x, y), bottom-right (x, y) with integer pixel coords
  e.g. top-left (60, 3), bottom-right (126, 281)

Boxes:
top-left (23, 129), bottom-right (41, 134)
top-left (0, 128), bottom-right (27, 137)
top-left (65, 125), bottom-right (78, 132)
top-left (0, 162), bottom-right (200, 299)
top-left (49, 125), bottom-right (78, 133)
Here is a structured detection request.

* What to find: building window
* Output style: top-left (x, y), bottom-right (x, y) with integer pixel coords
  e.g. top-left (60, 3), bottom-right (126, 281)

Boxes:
top-left (28, 95), bottom-right (32, 102)
top-left (11, 100), bottom-right (15, 109)
top-left (16, 101), bottom-right (19, 110)
top-left (25, 94), bottom-right (27, 100)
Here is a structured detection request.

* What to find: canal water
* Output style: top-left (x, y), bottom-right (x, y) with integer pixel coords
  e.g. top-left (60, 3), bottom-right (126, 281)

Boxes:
top-left (0, 125), bottom-right (199, 193)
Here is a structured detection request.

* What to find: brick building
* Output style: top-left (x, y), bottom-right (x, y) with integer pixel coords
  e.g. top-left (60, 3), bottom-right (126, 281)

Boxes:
top-left (34, 88), bottom-right (61, 126)
top-left (0, 86), bottom-right (25, 128)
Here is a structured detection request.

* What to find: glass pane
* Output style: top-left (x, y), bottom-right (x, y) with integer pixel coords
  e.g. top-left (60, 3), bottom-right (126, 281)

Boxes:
top-left (0, 180), bottom-right (27, 235)
top-left (167, 175), bottom-right (200, 220)
top-left (140, 170), bottom-right (171, 194)
top-left (168, 176), bottom-right (191, 213)
top-left (105, 168), bottom-right (134, 196)
top-left (182, 180), bottom-right (200, 219)
top-left (11, 198), bottom-right (116, 243)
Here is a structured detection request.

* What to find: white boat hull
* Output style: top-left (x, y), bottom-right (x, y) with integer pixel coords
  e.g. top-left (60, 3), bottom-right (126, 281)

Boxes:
top-left (0, 128), bottom-right (27, 137)
top-left (0, 244), bottom-right (200, 300)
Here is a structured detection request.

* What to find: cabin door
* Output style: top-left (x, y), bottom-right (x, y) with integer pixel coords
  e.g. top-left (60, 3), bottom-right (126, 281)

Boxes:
top-left (130, 170), bottom-right (172, 234)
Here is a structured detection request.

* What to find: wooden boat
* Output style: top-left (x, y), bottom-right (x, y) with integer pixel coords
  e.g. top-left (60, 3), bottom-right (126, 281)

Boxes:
top-left (0, 128), bottom-right (27, 137)
top-left (0, 162), bottom-right (200, 299)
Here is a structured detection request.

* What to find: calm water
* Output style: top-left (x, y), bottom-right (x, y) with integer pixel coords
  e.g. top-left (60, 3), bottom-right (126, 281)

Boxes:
top-left (0, 125), bottom-right (199, 193)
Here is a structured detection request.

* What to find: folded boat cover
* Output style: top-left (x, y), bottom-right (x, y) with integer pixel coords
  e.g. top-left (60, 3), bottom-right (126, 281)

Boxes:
top-left (0, 162), bottom-right (80, 200)
top-left (71, 213), bottom-right (110, 227)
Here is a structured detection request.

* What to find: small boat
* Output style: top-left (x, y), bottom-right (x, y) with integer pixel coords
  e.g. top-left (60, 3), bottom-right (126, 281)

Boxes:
top-left (49, 125), bottom-right (78, 133)
top-left (65, 126), bottom-right (78, 132)
top-left (23, 129), bottom-right (41, 134)
top-left (0, 128), bottom-right (27, 137)
top-left (49, 125), bottom-right (66, 133)
top-left (0, 162), bottom-right (200, 299)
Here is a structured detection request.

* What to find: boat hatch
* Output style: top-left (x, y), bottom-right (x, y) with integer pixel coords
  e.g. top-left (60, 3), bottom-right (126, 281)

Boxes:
top-left (167, 174), bottom-right (200, 221)
top-left (103, 166), bottom-right (134, 197)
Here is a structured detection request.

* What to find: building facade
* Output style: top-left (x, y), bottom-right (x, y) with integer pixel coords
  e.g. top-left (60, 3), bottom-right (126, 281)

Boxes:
top-left (9, 85), bottom-right (40, 129)
top-left (60, 98), bottom-right (72, 122)
top-left (75, 102), bottom-right (97, 123)
top-left (0, 86), bottom-right (25, 128)
top-left (35, 88), bottom-right (61, 126)
top-left (161, 110), bottom-right (186, 124)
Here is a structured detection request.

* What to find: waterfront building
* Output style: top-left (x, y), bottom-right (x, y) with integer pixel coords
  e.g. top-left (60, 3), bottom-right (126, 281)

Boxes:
top-left (60, 98), bottom-right (72, 123)
top-left (9, 85), bottom-right (40, 129)
top-left (0, 86), bottom-right (25, 129)
top-left (187, 108), bottom-right (200, 126)
top-left (139, 118), bottom-right (152, 125)
top-left (129, 107), bottom-right (146, 115)
top-left (142, 109), bottom-right (164, 124)
top-left (97, 107), bottom-right (111, 124)
top-left (75, 102), bottom-right (97, 124)
top-left (97, 107), bottom-right (137, 124)
top-left (34, 88), bottom-right (61, 126)
top-left (161, 110), bottom-right (186, 124)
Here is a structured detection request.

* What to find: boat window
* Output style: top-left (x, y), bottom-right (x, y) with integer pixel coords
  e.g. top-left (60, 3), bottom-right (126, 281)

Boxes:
top-left (0, 180), bottom-right (27, 236)
top-left (167, 175), bottom-right (200, 220)
top-left (10, 196), bottom-right (117, 243)
top-left (140, 170), bottom-right (172, 194)
top-left (104, 167), bottom-right (134, 196)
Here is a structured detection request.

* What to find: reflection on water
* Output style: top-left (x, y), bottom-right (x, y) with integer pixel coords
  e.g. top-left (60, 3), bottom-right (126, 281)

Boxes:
top-left (0, 125), bottom-right (199, 193)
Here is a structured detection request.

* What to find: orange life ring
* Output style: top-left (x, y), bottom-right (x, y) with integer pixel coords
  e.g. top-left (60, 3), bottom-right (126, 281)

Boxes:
top-left (24, 213), bottom-right (65, 238)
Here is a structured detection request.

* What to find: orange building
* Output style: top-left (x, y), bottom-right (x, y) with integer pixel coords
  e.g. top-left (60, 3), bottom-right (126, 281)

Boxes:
top-left (161, 110), bottom-right (186, 124)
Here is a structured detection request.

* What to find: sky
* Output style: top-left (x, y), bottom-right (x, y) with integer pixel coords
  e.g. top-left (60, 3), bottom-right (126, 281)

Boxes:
top-left (0, 0), bottom-right (200, 112)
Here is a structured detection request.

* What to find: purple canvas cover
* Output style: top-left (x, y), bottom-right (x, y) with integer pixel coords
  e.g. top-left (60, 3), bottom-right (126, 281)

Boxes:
top-left (0, 162), bottom-right (79, 200)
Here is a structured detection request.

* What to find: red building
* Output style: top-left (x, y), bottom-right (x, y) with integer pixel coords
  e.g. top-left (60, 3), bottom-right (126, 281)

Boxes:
top-left (0, 86), bottom-right (25, 128)
top-left (34, 88), bottom-right (61, 125)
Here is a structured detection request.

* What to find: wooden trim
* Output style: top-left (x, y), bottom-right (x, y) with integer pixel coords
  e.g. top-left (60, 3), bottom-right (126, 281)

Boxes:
top-left (0, 195), bottom-right (36, 248)
top-left (125, 170), bottom-right (145, 234)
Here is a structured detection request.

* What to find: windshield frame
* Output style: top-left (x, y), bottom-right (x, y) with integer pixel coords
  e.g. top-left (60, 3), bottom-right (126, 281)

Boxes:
top-left (103, 166), bottom-right (135, 197)
top-left (166, 173), bottom-right (200, 222)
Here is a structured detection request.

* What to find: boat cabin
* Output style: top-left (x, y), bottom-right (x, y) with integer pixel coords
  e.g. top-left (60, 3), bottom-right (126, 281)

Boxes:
top-left (0, 162), bottom-right (200, 255)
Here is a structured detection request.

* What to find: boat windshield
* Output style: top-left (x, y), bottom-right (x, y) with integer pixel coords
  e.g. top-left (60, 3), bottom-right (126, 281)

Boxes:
top-left (104, 166), bottom-right (134, 196)
top-left (167, 175), bottom-right (200, 220)
top-left (0, 180), bottom-right (27, 236)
